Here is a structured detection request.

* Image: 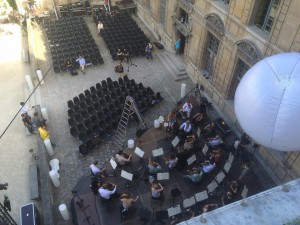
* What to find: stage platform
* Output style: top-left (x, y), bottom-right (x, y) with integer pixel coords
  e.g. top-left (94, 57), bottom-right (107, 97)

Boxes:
top-left (70, 98), bottom-right (265, 225)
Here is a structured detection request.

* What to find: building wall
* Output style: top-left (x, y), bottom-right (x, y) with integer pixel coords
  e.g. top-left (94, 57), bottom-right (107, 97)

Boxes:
top-left (135, 0), bottom-right (300, 184)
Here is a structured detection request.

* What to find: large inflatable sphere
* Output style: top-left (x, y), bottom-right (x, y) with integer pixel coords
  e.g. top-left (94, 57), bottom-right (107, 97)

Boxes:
top-left (234, 52), bottom-right (300, 151)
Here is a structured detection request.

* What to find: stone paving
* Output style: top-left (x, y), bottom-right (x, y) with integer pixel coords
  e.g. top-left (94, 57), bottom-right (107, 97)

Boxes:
top-left (33, 15), bottom-right (195, 224)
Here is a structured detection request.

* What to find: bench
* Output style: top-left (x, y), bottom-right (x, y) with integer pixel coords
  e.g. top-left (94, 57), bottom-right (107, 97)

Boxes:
top-left (29, 164), bottom-right (40, 200)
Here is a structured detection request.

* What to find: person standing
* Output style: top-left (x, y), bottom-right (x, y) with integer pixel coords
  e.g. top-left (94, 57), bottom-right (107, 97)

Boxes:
top-left (114, 62), bottom-right (124, 79)
top-left (38, 124), bottom-right (56, 147)
top-left (20, 102), bottom-right (34, 115)
top-left (145, 43), bottom-right (153, 60)
top-left (97, 21), bottom-right (103, 36)
top-left (21, 113), bottom-right (35, 134)
top-left (175, 38), bottom-right (181, 54)
top-left (76, 55), bottom-right (86, 74)
top-left (120, 193), bottom-right (139, 218)
top-left (117, 49), bottom-right (124, 63)
top-left (123, 48), bottom-right (129, 63)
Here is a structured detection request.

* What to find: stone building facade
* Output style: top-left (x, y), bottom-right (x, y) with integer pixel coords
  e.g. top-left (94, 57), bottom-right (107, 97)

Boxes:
top-left (135, 0), bottom-right (300, 185)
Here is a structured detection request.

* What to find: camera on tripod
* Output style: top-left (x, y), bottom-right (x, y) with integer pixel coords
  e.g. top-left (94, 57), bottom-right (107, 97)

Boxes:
top-left (0, 183), bottom-right (8, 190)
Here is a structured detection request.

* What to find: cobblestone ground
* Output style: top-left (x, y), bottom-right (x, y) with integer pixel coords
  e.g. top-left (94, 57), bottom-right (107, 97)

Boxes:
top-left (34, 15), bottom-right (195, 224)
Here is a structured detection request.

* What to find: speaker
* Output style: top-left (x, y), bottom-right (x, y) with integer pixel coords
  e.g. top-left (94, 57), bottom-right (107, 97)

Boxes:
top-left (136, 128), bottom-right (146, 138)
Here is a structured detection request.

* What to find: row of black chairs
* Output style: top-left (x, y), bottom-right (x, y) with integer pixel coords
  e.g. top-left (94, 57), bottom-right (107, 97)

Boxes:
top-left (44, 17), bottom-right (103, 73)
top-left (67, 76), bottom-right (163, 154)
top-left (95, 11), bottom-right (149, 60)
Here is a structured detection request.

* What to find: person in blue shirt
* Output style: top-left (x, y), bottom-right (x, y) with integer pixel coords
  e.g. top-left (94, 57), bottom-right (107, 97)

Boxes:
top-left (76, 55), bottom-right (86, 74)
top-left (175, 38), bottom-right (181, 54)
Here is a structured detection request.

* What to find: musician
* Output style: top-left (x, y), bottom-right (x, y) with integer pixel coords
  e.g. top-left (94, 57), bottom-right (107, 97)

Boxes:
top-left (209, 149), bottom-right (223, 163)
top-left (192, 112), bottom-right (206, 128)
top-left (202, 121), bottom-right (217, 138)
top-left (120, 193), bottom-right (139, 218)
top-left (179, 101), bottom-right (193, 119)
top-left (163, 154), bottom-right (178, 169)
top-left (99, 183), bottom-right (118, 200)
top-left (123, 48), bottom-right (129, 63)
top-left (151, 182), bottom-right (164, 200)
top-left (115, 150), bottom-right (132, 166)
top-left (179, 120), bottom-right (192, 140)
top-left (148, 158), bottom-right (162, 174)
top-left (199, 160), bottom-right (216, 174)
top-left (89, 160), bottom-right (106, 178)
top-left (116, 48), bottom-right (124, 63)
top-left (183, 134), bottom-right (197, 151)
top-left (207, 135), bottom-right (222, 148)
top-left (183, 169), bottom-right (203, 183)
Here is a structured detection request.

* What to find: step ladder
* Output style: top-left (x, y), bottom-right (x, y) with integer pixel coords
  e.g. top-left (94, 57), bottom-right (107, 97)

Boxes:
top-left (113, 96), bottom-right (147, 150)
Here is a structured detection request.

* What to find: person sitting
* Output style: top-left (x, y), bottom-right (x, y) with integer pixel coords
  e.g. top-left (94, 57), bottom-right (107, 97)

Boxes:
top-left (120, 193), bottom-right (139, 218)
top-left (227, 180), bottom-right (240, 195)
top-left (192, 112), bottom-right (206, 128)
top-left (167, 110), bottom-right (177, 125)
top-left (209, 149), bottom-right (223, 163)
top-left (222, 191), bottom-right (234, 206)
top-left (164, 154), bottom-right (178, 170)
top-left (66, 59), bottom-right (74, 74)
top-left (179, 120), bottom-right (192, 140)
top-left (200, 160), bottom-right (216, 174)
top-left (90, 176), bottom-right (103, 195)
top-left (115, 150), bottom-right (132, 166)
top-left (99, 183), bottom-right (118, 200)
top-left (148, 158), bottom-right (162, 174)
top-left (203, 203), bottom-right (219, 213)
top-left (89, 160), bottom-right (106, 178)
top-left (202, 122), bottom-right (217, 138)
top-left (183, 169), bottom-right (203, 183)
top-left (183, 134), bottom-right (197, 151)
top-left (207, 135), bottom-right (223, 148)
top-left (179, 101), bottom-right (193, 119)
top-left (151, 182), bottom-right (164, 200)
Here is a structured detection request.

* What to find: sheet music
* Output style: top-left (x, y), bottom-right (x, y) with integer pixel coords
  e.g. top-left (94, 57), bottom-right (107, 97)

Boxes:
top-left (110, 158), bottom-right (117, 170)
top-left (167, 205), bottom-right (181, 217)
top-left (215, 171), bottom-right (225, 184)
top-left (171, 136), bottom-right (180, 147)
top-left (197, 127), bottom-right (201, 136)
top-left (202, 144), bottom-right (208, 156)
top-left (241, 185), bottom-right (248, 199)
top-left (187, 154), bottom-right (196, 165)
top-left (183, 196), bottom-right (196, 208)
top-left (223, 161), bottom-right (231, 173)
top-left (134, 147), bottom-right (145, 158)
top-left (121, 170), bottom-right (133, 181)
top-left (157, 172), bottom-right (169, 180)
top-left (152, 148), bottom-right (164, 157)
top-left (195, 190), bottom-right (208, 202)
top-left (207, 180), bottom-right (218, 193)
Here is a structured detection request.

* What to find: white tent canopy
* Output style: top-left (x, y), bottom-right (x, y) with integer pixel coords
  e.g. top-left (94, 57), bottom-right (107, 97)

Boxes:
top-left (234, 52), bottom-right (300, 152)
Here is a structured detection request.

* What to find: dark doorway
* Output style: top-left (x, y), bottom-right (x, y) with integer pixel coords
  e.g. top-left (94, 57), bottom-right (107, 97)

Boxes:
top-left (177, 31), bottom-right (186, 54)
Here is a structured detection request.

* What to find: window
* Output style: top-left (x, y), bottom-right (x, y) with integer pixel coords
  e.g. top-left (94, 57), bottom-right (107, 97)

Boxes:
top-left (160, 0), bottom-right (166, 26)
top-left (255, 0), bottom-right (281, 33)
top-left (220, 0), bottom-right (230, 5)
top-left (230, 59), bottom-right (249, 99)
top-left (204, 32), bottom-right (220, 76)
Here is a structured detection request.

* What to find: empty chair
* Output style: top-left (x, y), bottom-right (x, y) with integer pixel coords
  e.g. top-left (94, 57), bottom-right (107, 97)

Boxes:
top-left (67, 100), bottom-right (75, 109)
top-left (108, 103), bottom-right (115, 111)
top-left (97, 111), bottom-right (105, 120)
top-left (68, 109), bottom-right (75, 118)
top-left (70, 127), bottom-right (78, 138)
top-left (81, 110), bottom-right (89, 120)
top-left (79, 93), bottom-right (87, 102)
top-left (68, 118), bottom-right (77, 128)
top-left (107, 77), bottom-right (113, 84)
top-left (118, 77), bottom-right (125, 86)
top-left (92, 124), bottom-right (102, 135)
top-left (91, 95), bottom-right (99, 104)
top-left (90, 115), bottom-right (98, 123)
top-left (79, 144), bottom-right (89, 156)
top-left (90, 86), bottom-right (97, 95)
top-left (130, 79), bottom-right (136, 86)
top-left (73, 96), bottom-right (81, 105)
top-left (104, 94), bottom-right (111, 103)
top-left (85, 98), bottom-right (94, 107)
top-left (113, 81), bottom-right (119, 88)
top-left (79, 102), bottom-right (88, 110)
top-left (96, 83), bottom-right (102, 91)
top-left (84, 89), bottom-right (92, 98)
top-left (87, 106), bottom-right (96, 116)
top-left (138, 83), bottom-right (145, 91)
top-left (93, 102), bottom-right (102, 112)
top-left (123, 75), bottom-right (129, 83)
top-left (101, 80), bottom-right (108, 88)
top-left (102, 88), bottom-right (110, 96)
top-left (84, 119), bottom-right (93, 129)
top-left (155, 92), bottom-right (164, 101)
top-left (77, 123), bottom-right (85, 133)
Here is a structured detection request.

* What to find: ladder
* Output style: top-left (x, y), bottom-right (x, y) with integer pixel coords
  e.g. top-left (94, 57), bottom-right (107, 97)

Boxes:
top-left (113, 96), bottom-right (147, 150)
top-left (0, 203), bottom-right (17, 225)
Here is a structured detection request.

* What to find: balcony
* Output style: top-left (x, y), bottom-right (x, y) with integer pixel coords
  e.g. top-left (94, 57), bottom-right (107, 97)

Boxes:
top-left (178, 0), bottom-right (194, 14)
top-left (172, 16), bottom-right (192, 38)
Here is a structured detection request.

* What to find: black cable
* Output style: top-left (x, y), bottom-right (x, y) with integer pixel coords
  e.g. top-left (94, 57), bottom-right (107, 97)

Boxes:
top-left (0, 65), bottom-right (53, 139)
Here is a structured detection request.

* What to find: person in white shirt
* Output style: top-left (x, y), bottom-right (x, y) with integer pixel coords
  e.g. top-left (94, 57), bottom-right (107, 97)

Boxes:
top-left (115, 150), bottom-right (132, 166)
top-left (180, 120), bottom-right (193, 139)
top-left (99, 183), bottom-right (117, 199)
top-left (20, 102), bottom-right (34, 115)
top-left (89, 161), bottom-right (106, 177)
top-left (164, 154), bottom-right (178, 169)
top-left (97, 21), bottom-right (103, 35)
top-left (180, 101), bottom-right (193, 118)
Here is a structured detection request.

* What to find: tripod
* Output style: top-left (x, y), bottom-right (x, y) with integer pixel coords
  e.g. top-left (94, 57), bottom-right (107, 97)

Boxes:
top-left (127, 58), bottom-right (138, 72)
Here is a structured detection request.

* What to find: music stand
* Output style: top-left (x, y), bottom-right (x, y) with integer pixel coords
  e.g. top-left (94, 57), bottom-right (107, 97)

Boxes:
top-left (157, 172), bottom-right (170, 181)
top-left (187, 154), bottom-right (196, 165)
top-left (110, 158), bottom-right (117, 170)
top-left (167, 205), bottom-right (181, 217)
top-left (152, 148), bottom-right (164, 157)
top-left (171, 136), bottom-right (180, 147)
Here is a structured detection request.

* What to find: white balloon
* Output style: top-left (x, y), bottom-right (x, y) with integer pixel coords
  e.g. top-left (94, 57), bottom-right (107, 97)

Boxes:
top-left (234, 52), bottom-right (300, 151)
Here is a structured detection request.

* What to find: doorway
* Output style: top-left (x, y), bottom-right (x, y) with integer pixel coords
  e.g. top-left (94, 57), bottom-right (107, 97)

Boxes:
top-left (177, 31), bottom-right (186, 54)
